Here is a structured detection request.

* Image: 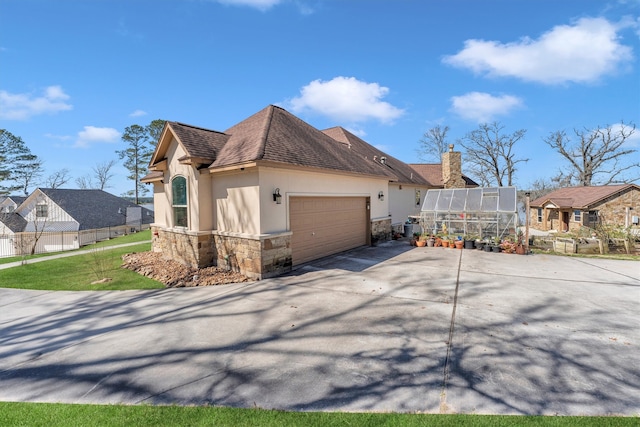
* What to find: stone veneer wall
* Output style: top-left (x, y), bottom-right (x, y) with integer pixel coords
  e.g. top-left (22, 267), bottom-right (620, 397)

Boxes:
top-left (371, 218), bottom-right (392, 244)
top-left (152, 227), bottom-right (293, 280)
top-left (442, 146), bottom-right (466, 189)
top-left (151, 226), bottom-right (215, 268)
top-left (213, 232), bottom-right (292, 280)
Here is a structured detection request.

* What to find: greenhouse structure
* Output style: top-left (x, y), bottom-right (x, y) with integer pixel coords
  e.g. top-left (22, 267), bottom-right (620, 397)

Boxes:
top-left (419, 187), bottom-right (519, 240)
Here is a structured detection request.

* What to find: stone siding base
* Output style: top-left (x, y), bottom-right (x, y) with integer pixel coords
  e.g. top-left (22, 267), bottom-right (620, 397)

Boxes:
top-left (371, 218), bottom-right (392, 245)
top-left (213, 232), bottom-right (292, 280)
top-left (152, 226), bottom-right (292, 280)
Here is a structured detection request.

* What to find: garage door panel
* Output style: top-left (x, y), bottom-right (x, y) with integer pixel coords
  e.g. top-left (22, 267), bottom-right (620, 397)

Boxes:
top-left (290, 196), bottom-right (367, 265)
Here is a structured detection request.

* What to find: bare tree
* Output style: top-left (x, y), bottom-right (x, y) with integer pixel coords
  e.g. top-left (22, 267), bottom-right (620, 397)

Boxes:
top-left (75, 175), bottom-right (93, 189)
top-left (45, 168), bottom-right (71, 189)
top-left (460, 122), bottom-right (528, 187)
top-left (417, 124), bottom-right (450, 162)
top-left (93, 160), bottom-right (116, 190)
top-left (543, 121), bottom-right (638, 186)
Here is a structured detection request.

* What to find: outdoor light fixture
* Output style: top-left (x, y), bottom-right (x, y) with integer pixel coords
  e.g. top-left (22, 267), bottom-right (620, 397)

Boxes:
top-left (273, 188), bottom-right (282, 204)
top-left (378, 191), bottom-right (384, 201)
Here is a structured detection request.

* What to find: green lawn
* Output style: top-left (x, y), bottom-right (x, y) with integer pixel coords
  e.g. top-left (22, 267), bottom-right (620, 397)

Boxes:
top-left (0, 402), bottom-right (635, 427)
top-left (0, 229), bottom-right (152, 265)
top-left (0, 241), bottom-right (163, 291)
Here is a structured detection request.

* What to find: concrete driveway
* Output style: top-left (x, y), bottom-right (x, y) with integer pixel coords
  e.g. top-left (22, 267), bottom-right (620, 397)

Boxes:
top-left (0, 242), bottom-right (638, 415)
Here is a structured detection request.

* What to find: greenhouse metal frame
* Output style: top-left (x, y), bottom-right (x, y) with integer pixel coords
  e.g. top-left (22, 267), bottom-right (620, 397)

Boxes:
top-left (419, 187), bottom-right (519, 240)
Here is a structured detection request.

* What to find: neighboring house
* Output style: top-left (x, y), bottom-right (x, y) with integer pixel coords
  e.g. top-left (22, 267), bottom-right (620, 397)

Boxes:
top-left (0, 195), bottom-right (27, 213)
top-left (143, 105), bottom-right (443, 279)
top-left (0, 188), bottom-right (154, 257)
top-left (529, 184), bottom-right (640, 233)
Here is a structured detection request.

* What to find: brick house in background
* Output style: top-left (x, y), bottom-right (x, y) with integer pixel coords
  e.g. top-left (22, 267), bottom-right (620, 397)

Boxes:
top-left (529, 184), bottom-right (640, 233)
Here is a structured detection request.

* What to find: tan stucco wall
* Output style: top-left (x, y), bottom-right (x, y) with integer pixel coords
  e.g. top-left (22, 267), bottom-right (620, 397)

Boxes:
top-left (388, 184), bottom-right (429, 225)
top-left (212, 169), bottom-right (260, 235)
top-left (153, 160), bottom-right (397, 278)
top-left (150, 138), bottom-right (215, 233)
top-left (255, 166), bottom-right (390, 234)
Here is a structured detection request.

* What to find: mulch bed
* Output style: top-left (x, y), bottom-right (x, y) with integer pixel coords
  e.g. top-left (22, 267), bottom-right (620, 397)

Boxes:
top-left (121, 251), bottom-right (251, 288)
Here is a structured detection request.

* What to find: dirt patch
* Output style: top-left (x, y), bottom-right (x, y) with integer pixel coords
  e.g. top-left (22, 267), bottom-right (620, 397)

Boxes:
top-left (121, 251), bottom-right (252, 288)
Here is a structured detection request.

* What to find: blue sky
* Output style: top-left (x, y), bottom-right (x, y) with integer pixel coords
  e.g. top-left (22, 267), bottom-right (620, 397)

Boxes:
top-left (1, 0), bottom-right (639, 197)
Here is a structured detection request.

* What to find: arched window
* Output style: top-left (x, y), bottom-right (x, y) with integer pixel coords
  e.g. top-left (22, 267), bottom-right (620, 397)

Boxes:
top-left (171, 176), bottom-right (188, 227)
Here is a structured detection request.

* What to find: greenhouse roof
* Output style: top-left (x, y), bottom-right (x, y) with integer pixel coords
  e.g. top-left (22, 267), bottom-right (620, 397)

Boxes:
top-left (421, 187), bottom-right (517, 213)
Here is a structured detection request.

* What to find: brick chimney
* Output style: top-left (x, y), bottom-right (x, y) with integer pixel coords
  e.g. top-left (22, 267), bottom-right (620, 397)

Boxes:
top-left (442, 144), bottom-right (466, 189)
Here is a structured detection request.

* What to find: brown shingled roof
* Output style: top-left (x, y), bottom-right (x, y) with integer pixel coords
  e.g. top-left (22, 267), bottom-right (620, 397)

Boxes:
top-left (210, 105), bottom-right (395, 178)
top-left (169, 122), bottom-right (229, 162)
top-left (530, 184), bottom-right (640, 208)
top-left (322, 127), bottom-right (429, 185)
top-left (408, 164), bottom-right (443, 187)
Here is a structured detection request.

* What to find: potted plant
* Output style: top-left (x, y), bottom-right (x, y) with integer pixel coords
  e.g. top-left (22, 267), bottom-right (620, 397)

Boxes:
top-left (410, 232), bottom-right (420, 246)
top-left (454, 236), bottom-right (464, 249)
top-left (416, 233), bottom-right (428, 247)
top-left (463, 235), bottom-right (476, 249)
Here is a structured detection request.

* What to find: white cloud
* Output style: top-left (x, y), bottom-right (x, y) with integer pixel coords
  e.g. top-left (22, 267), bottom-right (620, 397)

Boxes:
top-left (75, 126), bottom-right (121, 148)
top-left (216, 0), bottom-right (282, 11)
top-left (287, 76), bottom-right (405, 124)
top-left (450, 92), bottom-right (524, 123)
top-left (129, 109), bottom-right (147, 117)
top-left (443, 17), bottom-right (634, 84)
top-left (45, 133), bottom-right (72, 141)
top-left (0, 85), bottom-right (72, 120)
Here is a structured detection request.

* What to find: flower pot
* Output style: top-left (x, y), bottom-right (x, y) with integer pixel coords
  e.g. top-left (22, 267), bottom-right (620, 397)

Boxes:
top-left (475, 241), bottom-right (485, 250)
top-left (483, 244), bottom-right (492, 252)
top-left (464, 240), bottom-right (475, 249)
top-left (491, 244), bottom-right (502, 253)
top-left (516, 244), bottom-right (526, 255)
top-left (427, 238), bottom-right (435, 247)
top-left (442, 240), bottom-right (450, 248)
top-left (454, 240), bottom-right (464, 249)
top-left (416, 240), bottom-right (426, 247)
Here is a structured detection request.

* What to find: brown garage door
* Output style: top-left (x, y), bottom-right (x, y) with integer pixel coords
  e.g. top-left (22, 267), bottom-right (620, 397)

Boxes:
top-left (290, 196), bottom-right (368, 265)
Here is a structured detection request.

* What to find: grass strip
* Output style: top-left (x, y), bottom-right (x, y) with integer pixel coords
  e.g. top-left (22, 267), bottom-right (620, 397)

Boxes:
top-left (0, 230), bottom-right (151, 265)
top-left (0, 402), bottom-right (636, 427)
top-left (0, 242), bottom-right (163, 291)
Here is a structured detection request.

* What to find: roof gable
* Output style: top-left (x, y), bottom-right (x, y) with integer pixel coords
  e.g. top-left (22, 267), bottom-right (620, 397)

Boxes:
top-left (149, 122), bottom-right (229, 169)
top-left (530, 184), bottom-right (640, 208)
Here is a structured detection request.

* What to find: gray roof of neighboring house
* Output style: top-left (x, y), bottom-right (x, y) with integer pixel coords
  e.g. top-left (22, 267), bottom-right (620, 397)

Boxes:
top-left (0, 212), bottom-right (27, 233)
top-left (37, 188), bottom-right (154, 230)
top-left (530, 184), bottom-right (640, 209)
top-left (150, 105), bottom-right (429, 183)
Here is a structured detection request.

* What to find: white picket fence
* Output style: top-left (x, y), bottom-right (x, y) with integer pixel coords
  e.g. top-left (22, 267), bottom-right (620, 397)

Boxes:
top-left (0, 223), bottom-right (150, 259)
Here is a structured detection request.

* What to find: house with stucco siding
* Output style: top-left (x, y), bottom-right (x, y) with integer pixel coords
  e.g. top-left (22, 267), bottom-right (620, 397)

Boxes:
top-left (144, 105), bottom-right (473, 279)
